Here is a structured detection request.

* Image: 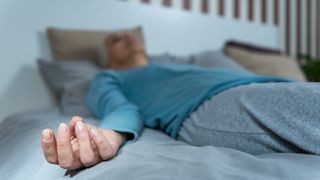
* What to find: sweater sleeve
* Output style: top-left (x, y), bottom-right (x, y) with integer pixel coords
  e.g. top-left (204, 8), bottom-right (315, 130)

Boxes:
top-left (86, 72), bottom-right (144, 145)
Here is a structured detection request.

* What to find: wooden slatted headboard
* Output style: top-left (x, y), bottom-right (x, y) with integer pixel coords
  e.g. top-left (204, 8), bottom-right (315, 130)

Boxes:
top-left (124, 0), bottom-right (320, 59)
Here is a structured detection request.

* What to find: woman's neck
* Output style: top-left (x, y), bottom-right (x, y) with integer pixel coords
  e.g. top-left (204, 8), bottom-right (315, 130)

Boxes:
top-left (108, 52), bottom-right (148, 70)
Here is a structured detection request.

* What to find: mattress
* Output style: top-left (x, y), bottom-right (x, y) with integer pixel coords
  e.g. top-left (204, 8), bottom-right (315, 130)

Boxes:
top-left (1, 107), bottom-right (320, 180)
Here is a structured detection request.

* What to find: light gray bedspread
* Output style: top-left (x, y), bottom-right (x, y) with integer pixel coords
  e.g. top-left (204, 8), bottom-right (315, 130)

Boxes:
top-left (1, 108), bottom-right (320, 180)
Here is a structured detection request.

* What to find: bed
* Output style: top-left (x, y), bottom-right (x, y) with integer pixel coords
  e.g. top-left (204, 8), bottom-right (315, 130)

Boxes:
top-left (1, 46), bottom-right (319, 180)
top-left (1, 107), bottom-right (320, 180)
top-left (1, 0), bottom-right (320, 179)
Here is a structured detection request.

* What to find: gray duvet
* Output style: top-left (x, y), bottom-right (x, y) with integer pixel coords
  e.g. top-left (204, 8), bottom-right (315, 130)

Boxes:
top-left (1, 108), bottom-right (320, 180)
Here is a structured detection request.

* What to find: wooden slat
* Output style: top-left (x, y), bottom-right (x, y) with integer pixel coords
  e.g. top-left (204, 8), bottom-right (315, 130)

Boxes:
top-left (317, 0), bottom-right (320, 59)
top-left (307, 0), bottom-right (312, 55)
top-left (261, 0), bottom-right (267, 23)
top-left (273, 0), bottom-right (279, 25)
top-left (141, 0), bottom-right (150, 4)
top-left (296, 0), bottom-right (301, 56)
top-left (163, 0), bottom-right (171, 7)
top-left (202, 0), bottom-right (209, 14)
top-left (248, 0), bottom-right (254, 21)
top-left (285, 0), bottom-right (291, 55)
top-left (219, 0), bottom-right (225, 16)
top-left (234, 0), bottom-right (240, 19)
top-left (183, 0), bottom-right (191, 10)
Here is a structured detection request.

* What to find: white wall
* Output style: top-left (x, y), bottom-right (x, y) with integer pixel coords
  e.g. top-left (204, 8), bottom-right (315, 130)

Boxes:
top-left (0, 0), bottom-right (280, 122)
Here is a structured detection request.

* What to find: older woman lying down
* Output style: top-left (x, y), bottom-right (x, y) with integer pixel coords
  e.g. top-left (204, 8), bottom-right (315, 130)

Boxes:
top-left (41, 32), bottom-right (320, 170)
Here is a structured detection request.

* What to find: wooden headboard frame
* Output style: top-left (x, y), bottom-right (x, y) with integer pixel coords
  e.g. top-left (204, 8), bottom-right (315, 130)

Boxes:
top-left (126, 0), bottom-right (320, 59)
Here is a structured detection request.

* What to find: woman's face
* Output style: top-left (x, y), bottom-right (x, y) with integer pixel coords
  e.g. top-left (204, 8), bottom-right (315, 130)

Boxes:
top-left (105, 32), bottom-right (144, 63)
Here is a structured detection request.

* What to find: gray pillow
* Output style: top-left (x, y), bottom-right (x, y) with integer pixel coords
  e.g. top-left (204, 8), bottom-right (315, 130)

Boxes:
top-left (148, 54), bottom-right (174, 64)
top-left (60, 80), bottom-right (93, 117)
top-left (148, 53), bottom-right (192, 65)
top-left (190, 50), bottom-right (248, 71)
top-left (38, 59), bottom-right (100, 117)
top-left (148, 50), bottom-right (247, 72)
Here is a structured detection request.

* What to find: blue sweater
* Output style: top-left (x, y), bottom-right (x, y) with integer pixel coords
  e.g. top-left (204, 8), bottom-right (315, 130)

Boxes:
top-left (86, 64), bottom-right (291, 144)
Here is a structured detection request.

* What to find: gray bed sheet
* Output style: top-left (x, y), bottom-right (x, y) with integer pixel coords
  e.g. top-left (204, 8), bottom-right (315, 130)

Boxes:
top-left (1, 107), bottom-right (320, 180)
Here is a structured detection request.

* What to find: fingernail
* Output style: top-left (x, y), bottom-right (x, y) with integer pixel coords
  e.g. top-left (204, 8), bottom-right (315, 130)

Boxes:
top-left (73, 116), bottom-right (84, 122)
top-left (42, 129), bottom-right (51, 141)
top-left (58, 123), bottom-right (68, 134)
top-left (90, 127), bottom-right (98, 137)
top-left (76, 121), bottom-right (83, 132)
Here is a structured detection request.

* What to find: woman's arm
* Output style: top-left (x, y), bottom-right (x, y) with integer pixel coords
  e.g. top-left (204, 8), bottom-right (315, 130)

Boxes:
top-left (86, 72), bottom-right (144, 144)
top-left (41, 72), bottom-right (143, 170)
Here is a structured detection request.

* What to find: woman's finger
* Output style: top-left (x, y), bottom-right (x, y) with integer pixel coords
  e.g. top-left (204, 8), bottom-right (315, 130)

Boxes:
top-left (41, 129), bottom-right (58, 164)
top-left (56, 123), bottom-right (77, 169)
top-left (84, 124), bottom-right (98, 151)
top-left (89, 127), bottom-right (115, 160)
top-left (69, 116), bottom-right (84, 137)
top-left (75, 121), bottom-right (99, 167)
top-left (71, 138), bottom-right (80, 159)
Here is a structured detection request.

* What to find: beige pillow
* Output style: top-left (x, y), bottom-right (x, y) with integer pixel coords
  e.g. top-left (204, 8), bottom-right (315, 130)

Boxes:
top-left (47, 26), bottom-right (144, 66)
top-left (225, 46), bottom-right (307, 81)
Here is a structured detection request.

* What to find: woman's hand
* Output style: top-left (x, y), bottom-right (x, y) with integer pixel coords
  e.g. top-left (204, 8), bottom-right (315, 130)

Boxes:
top-left (41, 116), bottom-right (128, 170)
